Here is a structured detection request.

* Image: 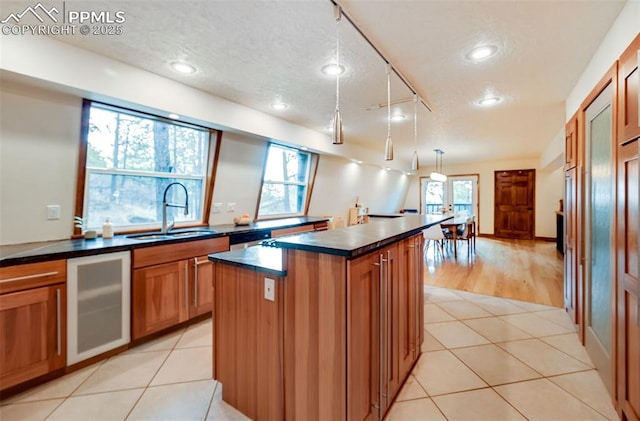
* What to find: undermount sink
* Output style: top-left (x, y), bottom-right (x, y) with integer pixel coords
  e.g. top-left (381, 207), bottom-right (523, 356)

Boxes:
top-left (126, 229), bottom-right (216, 240)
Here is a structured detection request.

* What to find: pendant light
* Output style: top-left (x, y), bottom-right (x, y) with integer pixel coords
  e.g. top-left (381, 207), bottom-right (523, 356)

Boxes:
top-left (332, 5), bottom-right (344, 145)
top-left (411, 94), bottom-right (419, 171)
top-left (430, 149), bottom-right (447, 181)
top-left (384, 63), bottom-right (393, 160)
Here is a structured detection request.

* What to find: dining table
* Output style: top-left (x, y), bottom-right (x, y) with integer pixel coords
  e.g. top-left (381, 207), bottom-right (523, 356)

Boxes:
top-left (440, 216), bottom-right (472, 259)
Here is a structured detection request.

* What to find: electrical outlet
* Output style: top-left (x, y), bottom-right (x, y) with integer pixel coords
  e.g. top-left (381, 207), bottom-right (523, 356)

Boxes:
top-left (227, 202), bottom-right (236, 213)
top-left (264, 277), bottom-right (275, 301)
top-left (213, 202), bottom-right (223, 213)
top-left (47, 205), bottom-right (61, 220)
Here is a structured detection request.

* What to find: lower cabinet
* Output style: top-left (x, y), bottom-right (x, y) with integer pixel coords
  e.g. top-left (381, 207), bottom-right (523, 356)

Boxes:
top-left (347, 234), bottom-right (423, 421)
top-left (132, 237), bottom-right (228, 339)
top-left (0, 260), bottom-right (67, 391)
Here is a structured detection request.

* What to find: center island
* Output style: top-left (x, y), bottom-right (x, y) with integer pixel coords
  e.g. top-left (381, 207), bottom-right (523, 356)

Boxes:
top-left (208, 214), bottom-right (452, 421)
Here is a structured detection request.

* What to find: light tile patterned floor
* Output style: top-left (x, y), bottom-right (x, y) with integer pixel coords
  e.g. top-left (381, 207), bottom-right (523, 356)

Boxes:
top-left (0, 286), bottom-right (619, 420)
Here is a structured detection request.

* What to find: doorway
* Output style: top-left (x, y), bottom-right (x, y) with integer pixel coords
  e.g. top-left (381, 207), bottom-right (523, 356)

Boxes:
top-left (583, 82), bottom-right (614, 395)
top-left (493, 169), bottom-right (535, 239)
top-left (420, 175), bottom-right (479, 220)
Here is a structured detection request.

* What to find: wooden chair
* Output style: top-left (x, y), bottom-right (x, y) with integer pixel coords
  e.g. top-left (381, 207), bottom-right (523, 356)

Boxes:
top-left (456, 216), bottom-right (476, 257)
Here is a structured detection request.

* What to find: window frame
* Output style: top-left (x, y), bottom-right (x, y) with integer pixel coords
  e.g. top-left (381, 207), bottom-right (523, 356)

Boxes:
top-left (73, 99), bottom-right (221, 237)
top-left (255, 143), bottom-right (318, 220)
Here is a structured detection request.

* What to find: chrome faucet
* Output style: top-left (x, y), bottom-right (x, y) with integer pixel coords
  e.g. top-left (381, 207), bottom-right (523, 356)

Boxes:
top-left (161, 182), bottom-right (189, 234)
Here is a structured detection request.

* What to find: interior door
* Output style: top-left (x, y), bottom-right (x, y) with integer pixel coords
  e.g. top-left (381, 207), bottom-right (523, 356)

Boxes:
top-left (584, 82), bottom-right (614, 395)
top-left (494, 169), bottom-right (535, 239)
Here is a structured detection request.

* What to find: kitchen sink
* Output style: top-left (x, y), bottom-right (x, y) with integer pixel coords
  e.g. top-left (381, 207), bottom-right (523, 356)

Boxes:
top-left (126, 229), bottom-right (216, 240)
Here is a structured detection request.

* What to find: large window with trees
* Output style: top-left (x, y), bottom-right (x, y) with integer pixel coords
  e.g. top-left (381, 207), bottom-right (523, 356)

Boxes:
top-left (257, 144), bottom-right (313, 218)
top-left (76, 101), bottom-right (216, 233)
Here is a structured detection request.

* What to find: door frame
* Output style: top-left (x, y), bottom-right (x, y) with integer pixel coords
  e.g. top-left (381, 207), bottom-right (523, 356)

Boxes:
top-left (419, 174), bottom-right (480, 229)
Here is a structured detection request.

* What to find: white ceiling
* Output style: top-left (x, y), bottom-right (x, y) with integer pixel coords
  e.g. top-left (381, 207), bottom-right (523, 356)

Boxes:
top-left (44, 0), bottom-right (626, 166)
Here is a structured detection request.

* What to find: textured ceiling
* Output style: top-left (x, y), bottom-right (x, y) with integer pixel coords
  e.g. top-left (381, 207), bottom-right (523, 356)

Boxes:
top-left (27, 0), bottom-right (626, 165)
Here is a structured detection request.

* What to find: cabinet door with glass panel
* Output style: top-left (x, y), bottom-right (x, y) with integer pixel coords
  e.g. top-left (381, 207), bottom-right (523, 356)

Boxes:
top-left (420, 175), bottom-right (478, 218)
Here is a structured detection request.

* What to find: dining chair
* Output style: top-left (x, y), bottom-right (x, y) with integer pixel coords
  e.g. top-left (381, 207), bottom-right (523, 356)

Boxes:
top-left (455, 216), bottom-right (476, 257)
top-left (423, 224), bottom-right (446, 260)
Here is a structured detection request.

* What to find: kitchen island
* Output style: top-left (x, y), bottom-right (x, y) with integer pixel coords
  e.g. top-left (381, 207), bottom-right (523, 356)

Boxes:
top-left (208, 214), bottom-right (451, 421)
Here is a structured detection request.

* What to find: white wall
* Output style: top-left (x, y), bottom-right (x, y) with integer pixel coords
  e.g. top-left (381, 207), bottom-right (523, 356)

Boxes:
top-left (0, 82), bottom-right (81, 244)
top-left (404, 157), bottom-right (563, 238)
top-left (308, 157), bottom-right (410, 221)
top-left (208, 132), bottom-right (268, 225)
top-left (566, 1), bottom-right (640, 118)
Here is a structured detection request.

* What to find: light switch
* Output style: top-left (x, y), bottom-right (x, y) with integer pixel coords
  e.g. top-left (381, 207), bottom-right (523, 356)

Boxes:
top-left (264, 277), bottom-right (275, 302)
top-left (213, 202), bottom-right (223, 213)
top-left (47, 205), bottom-right (61, 220)
top-left (227, 202), bottom-right (236, 212)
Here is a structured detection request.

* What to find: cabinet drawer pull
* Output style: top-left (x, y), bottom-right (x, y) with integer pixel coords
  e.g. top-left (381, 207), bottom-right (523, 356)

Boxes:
top-left (193, 258), bottom-right (198, 307)
top-left (56, 288), bottom-right (61, 356)
top-left (0, 271), bottom-right (59, 284)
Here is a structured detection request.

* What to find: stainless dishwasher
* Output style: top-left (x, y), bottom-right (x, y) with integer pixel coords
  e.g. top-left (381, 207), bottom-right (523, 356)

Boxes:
top-left (66, 251), bottom-right (131, 364)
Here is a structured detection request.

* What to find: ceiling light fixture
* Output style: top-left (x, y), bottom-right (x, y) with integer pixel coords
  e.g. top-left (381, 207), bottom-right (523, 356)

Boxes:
top-left (467, 45), bottom-right (498, 61)
top-left (384, 63), bottom-right (393, 161)
top-left (478, 96), bottom-right (501, 106)
top-left (170, 61), bottom-right (196, 74)
top-left (430, 149), bottom-right (447, 182)
top-left (390, 114), bottom-right (407, 121)
top-left (332, 5), bottom-right (344, 145)
top-left (321, 63), bottom-right (345, 76)
top-left (271, 102), bottom-right (288, 110)
top-left (411, 95), bottom-right (419, 171)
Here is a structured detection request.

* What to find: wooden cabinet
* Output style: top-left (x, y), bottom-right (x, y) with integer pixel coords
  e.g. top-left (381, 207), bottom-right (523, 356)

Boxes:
top-left (0, 260), bottom-right (66, 390)
top-left (132, 237), bottom-right (228, 339)
top-left (617, 33), bottom-right (640, 145)
top-left (565, 113), bottom-right (578, 169)
top-left (347, 239), bottom-right (421, 421)
top-left (398, 235), bottom-right (424, 380)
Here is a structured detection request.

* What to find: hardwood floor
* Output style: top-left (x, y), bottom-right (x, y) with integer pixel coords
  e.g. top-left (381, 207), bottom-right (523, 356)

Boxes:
top-left (424, 236), bottom-right (564, 307)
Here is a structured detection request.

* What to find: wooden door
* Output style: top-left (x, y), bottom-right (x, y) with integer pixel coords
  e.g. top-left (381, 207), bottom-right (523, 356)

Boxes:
top-left (494, 169), bottom-right (535, 239)
top-left (616, 33), bottom-right (640, 421)
top-left (565, 167), bottom-right (579, 326)
top-left (132, 260), bottom-right (188, 339)
top-left (0, 284), bottom-right (66, 390)
top-left (347, 252), bottom-right (381, 421)
top-left (190, 256), bottom-right (213, 318)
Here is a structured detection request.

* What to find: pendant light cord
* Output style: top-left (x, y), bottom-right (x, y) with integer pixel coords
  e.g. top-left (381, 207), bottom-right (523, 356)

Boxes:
top-left (414, 94), bottom-right (418, 150)
top-left (386, 64), bottom-right (391, 138)
top-left (335, 6), bottom-right (341, 111)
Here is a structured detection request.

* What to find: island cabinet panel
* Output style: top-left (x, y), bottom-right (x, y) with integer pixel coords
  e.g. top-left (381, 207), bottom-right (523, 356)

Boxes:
top-left (284, 250), bottom-right (347, 421)
top-left (398, 235), bottom-right (424, 380)
top-left (213, 263), bottom-right (284, 421)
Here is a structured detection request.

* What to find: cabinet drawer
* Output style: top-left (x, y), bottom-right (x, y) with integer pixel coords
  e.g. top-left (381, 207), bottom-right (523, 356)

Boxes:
top-left (0, 260), bottom-right (66, 294)
top-left (133, 237), bottom-right (229, 268)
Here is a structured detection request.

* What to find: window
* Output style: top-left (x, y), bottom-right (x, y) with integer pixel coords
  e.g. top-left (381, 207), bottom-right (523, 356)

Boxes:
top-left (420, 175), bottom-right (479, 219)
top-left (76, 101), bottom-right (216, 232)
top-left (257, 144), bottom-right (314, 218)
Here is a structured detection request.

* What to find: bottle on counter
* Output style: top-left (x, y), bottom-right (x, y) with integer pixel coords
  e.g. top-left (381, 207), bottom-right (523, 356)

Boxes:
top-left (102, 218), bottom-right (114, 239)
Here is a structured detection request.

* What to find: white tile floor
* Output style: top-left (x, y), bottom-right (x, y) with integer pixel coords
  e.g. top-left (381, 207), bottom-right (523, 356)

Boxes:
top-left (0, 286), bottom-right (619, 421)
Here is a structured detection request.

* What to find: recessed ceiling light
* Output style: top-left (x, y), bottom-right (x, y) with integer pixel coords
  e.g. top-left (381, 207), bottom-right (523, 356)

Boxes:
top-left (168, 113), bottom-right (180, 119)
top-left (467, 45), bottom-right (498, 62)
top-left (352, 159), bottom-right (363, 164)
top-left (478, 96), bottom-right (501, 106)
top-left (321, 63), bottom-right (346, 76)
top-left (385, 167), bottom-right (391, 171)
top-left (390, 114), bottom-right (407, 121)
top-left (271, 102), bottom-right (288, 110)
top-left (300, 146), bottom-right (308, 150)
top-left (170, 61), bottom-right (196, 74)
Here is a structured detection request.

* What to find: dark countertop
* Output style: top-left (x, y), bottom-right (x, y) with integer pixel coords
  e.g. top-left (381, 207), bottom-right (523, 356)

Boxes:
top-left (209, 215), bottom-right (453, 273)
top-left (273, 214), bottom-right (452, 258)
top-left (0, 216), bottom-right (328, 267)
top-left (208, 246), bottom-right (285, 277)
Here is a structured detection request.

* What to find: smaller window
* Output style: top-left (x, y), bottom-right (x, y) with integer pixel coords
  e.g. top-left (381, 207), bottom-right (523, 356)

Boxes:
top-left (257, 144), bottom-right (312, 218)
